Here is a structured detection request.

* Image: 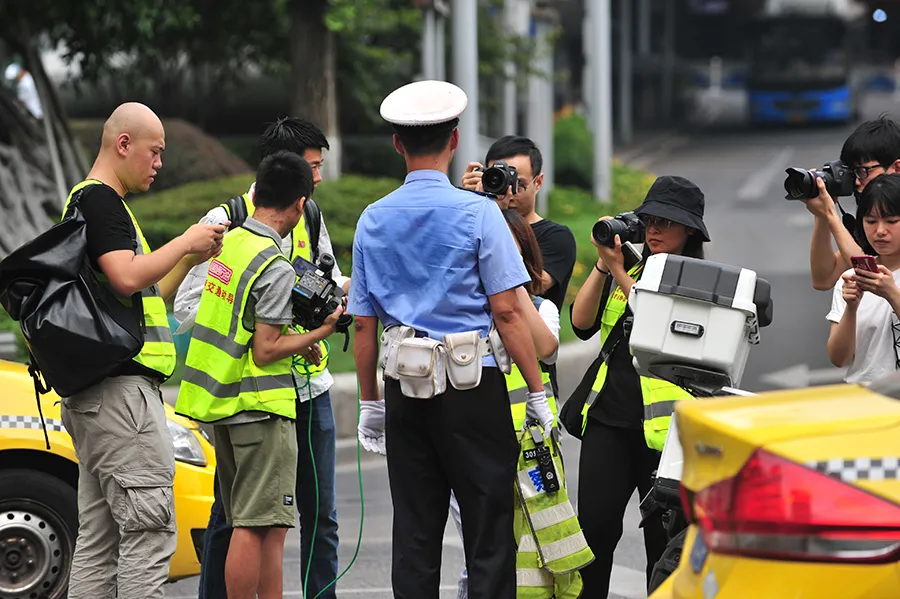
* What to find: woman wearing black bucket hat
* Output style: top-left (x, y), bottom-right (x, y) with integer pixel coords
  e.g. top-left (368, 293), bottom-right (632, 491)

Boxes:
top-left (561, 175), bottom-right (710, 597)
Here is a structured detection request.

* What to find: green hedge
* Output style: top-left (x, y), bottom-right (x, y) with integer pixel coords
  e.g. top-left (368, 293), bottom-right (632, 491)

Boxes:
top-left (128, 173), bottom-right (403, 271)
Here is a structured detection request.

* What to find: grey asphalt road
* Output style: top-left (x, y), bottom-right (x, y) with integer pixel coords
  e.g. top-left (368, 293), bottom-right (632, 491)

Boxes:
top-left (164, 92), bottom-right (900, 598)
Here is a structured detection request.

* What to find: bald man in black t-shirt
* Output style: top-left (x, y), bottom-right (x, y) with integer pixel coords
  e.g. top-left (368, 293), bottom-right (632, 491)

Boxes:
top-left (60, 102), bottom-right (227, 599)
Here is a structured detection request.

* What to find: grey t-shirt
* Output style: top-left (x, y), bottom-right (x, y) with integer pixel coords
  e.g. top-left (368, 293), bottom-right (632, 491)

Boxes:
top-left (243, 217), bottom-right (294, 330)
top-left (216, 217), bottom-right (297, 426)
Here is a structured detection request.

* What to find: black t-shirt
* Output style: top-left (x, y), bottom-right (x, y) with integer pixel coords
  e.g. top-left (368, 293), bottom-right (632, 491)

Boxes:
top-left (72, 183), bottom-right (158, 380)
top-left (570, 281), bottom-right (644, 430)
top-left (531, 219), bottom-right (576, 313)
top-left (73, 183), bottom-right (137, 269)
top-left (531, 219), bottom-right (576, 397)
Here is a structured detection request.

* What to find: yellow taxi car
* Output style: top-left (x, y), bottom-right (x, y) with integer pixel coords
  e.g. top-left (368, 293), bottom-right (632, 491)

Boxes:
top-left (0, 359), bottom-right (215, 598)
top-left (650, 378), bottom-right (900, 599)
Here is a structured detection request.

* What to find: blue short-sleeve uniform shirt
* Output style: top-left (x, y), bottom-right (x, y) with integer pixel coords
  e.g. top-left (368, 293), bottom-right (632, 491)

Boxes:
top-left (348, 169), bottom-right (531, 366)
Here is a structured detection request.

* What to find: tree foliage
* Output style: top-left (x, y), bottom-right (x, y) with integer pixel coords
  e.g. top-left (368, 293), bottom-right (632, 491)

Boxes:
top-left (0, 0), bottom-right (543, 134)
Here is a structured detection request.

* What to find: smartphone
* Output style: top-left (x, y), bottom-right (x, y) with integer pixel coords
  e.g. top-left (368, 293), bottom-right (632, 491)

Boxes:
top-left (851, 255), bottom-right (879, 273)
top-left (622, 241), bottom-right (643, 271)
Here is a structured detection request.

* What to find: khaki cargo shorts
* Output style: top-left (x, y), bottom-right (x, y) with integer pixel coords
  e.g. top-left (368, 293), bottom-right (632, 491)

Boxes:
top-left (213, 416), bottom-right (298, 527)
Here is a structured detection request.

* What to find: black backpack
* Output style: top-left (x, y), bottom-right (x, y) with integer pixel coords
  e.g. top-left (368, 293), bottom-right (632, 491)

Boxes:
top-left (0, 188), bottom-right (144, 446)
top-left (221, 194), bottom-right (323, 263)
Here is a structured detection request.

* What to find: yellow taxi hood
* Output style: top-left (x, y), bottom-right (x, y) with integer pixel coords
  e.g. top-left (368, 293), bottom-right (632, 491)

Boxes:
top-left (677, 383), bottom-right (900, 495)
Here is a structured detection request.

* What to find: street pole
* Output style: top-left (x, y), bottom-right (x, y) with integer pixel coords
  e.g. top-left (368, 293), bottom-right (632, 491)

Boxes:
top-left (638, 0), bottom-right (652, 123)
top-left (422, 8), bottom-right (437, 79)
top-left (452, 0), bottom-right (480, 184)
top-left (590, 0), bottom-right (613, 202)
top-left (661, 0), bottom-right (675, 122)
top-left (527, 7), bottom-right (557, 213)
top-left (436, 1), bottom-right (448, 80)
top-left (638, 0), bottom-right (650, 57)
top-left (503, 0), bottom-right (518, 134)
top-left (618, 0), bottom-right (633, 144)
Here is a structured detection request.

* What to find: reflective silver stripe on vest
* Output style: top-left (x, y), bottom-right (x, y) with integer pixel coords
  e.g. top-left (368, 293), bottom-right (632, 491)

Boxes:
top-left (192, 324), bottom-right (248, 359)
top-left (144, 325), bottom-right (174, 343)
top-left (182, 366), bottom-right (294, 399)
top-left (228, 245), bottom-right (283, 339)
top-left (508, 383), bottom-right (555, 404)
top-left (585, 388), bottom-right (600, 409)
top-left (644, 400), bottom-right (678, 421)
top-left (529, 502), bottom-right (578, 533)
top-left (519, 530), bottom-right (589, 566)
top-left (516, 568), bottom-right (553, 588)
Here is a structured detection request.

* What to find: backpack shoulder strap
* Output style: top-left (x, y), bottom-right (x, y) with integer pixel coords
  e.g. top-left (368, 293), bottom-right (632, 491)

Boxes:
top-left (222, 195), bottom-right (249, 230)
top-left (304, 198), bottom-right (322, 263)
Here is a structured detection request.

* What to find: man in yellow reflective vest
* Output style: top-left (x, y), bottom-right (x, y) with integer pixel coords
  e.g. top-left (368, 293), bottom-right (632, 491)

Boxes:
top-left (58, 102), bottom-right (226, 599)
top-left (176, 151), bottom-right (343, 599)
top-left (173, 118), bottom-right (349, 599)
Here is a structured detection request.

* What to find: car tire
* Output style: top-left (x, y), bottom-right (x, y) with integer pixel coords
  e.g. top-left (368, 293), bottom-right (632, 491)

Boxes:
top-left (0, 469), bottom-right (78, 599)
top-left (648, 526), bottom-right (689, 594)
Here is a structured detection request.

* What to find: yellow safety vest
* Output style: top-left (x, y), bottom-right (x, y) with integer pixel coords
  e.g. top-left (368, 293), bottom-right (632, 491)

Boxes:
top-left (507, 366), bottom-right (555, 432)
top-left (514, 423), bottom-right (594, 598)
top-left (580, 262), bottom-right (695, 450)
top-left (507, 295), bottom-right (557, 431)
top-left (220, 192), bottom-right (328, 377)
top-left (175, 226), bottom-right (297, 422)
top-left (62, 180), bottom-right (177, 380)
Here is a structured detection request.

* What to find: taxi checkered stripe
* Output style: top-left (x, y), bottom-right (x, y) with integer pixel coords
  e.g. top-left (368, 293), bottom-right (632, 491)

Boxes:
top-left (0, 415), bottom-right (66, 433)
top-left (807, 457), bottom-right (900, 483)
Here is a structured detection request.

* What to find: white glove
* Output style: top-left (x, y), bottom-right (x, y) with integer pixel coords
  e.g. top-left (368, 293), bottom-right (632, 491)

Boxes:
top-left (526, 390), bottom-right (555, 436)
top-left (358, 399), bottom-right (386, 455)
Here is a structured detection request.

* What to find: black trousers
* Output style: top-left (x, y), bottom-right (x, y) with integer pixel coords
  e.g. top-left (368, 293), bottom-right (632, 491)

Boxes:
top-left (577, 419), bottom-right (668, 598)
top-left (384, 368), bottom-right (519, 599)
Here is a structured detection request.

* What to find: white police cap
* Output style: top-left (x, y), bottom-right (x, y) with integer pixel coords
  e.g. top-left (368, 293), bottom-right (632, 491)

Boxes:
top-left (380, 80), bottom-right (468, 127)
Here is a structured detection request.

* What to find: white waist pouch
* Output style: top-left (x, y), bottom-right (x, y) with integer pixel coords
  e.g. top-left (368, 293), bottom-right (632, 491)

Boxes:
top-left (443, 331), bottom-right (484, 391)
top-left (381, 325), bottom-right (416, 379)
top-left (488, 323), bottom-right (511, 375)
top-left (394, 337), bottom-right (447, 398)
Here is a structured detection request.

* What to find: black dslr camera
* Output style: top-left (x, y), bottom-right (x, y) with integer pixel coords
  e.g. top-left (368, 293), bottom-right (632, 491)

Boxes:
top-left (291, 253), bottom-right (353, 351)
top-left (592, 212), bottom-right (645, 248)
top-left (475, 160), bottom-right (519, 196)
top-left (784, 160), bottom-right (855, 201)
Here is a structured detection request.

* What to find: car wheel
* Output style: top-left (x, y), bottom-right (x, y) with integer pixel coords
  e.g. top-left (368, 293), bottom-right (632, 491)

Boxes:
top-left (648, 526), bottom-right (689, 594)
top-left (0, 469), bottom-right (77, 599)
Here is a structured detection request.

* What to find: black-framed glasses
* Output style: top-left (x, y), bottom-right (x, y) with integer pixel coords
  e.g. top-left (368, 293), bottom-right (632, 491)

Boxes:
top-left (852, 164), bottom-right (887, 180)
top-left (517, 175), bottom-right (538, 192)
top-left (639, 215), bottom-right (675, 230)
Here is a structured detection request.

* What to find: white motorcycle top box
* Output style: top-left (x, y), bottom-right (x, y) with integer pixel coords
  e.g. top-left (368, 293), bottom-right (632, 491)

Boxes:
top-left (627, 253), bottom-right (772, 391)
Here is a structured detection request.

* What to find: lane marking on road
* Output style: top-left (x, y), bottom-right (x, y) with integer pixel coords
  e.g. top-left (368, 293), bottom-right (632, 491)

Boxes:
top-left (737, 146), bottom-right (794, 201)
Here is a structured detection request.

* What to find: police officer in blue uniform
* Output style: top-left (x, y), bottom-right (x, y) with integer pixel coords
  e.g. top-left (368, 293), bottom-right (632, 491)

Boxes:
top-left (348, 80), bottom-right (555, 599)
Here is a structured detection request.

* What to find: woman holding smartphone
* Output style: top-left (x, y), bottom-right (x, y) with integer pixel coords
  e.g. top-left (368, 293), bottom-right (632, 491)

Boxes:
top-left (827, 173), bottom-right (900, 384)
top-left (565, 176), bottom-right (710, 597)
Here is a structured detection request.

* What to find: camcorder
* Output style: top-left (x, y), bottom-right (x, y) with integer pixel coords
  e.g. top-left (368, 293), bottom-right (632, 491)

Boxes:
top-left (475, 160), bottom-right (519, 196)
top-left (291, 253), bottom-right (353, 351)
top-left (592, 212), bottom-right (645, 247)
top-left (783, 160), bottom-right (855, 201)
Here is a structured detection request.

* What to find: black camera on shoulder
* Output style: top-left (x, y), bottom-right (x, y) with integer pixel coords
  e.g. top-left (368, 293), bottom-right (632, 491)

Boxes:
top-left (291, 253), bottom-right (353, 351)
top-left (592, 212), bottom-right (645, 248)
top-left (475, 160), bottom-right (519, 196)
top-left (784, 160), bottom-right (855, 201)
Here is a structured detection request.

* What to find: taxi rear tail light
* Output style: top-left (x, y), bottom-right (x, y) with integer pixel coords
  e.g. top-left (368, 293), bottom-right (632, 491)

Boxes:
top-left (693, 449), bottom-right (900, 563)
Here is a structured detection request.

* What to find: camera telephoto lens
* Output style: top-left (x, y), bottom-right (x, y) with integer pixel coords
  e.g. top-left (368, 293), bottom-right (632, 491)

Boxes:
top-left (592, 219), bottom-right (627, 247)
top-left (783, 167), bottom-right (818, 200)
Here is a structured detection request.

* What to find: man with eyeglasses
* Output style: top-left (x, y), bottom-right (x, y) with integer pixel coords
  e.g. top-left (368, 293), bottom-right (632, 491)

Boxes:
top-left (462, 136), bottom-right (576, 407)
top-left (805, 116), bottom-right (900, 290)
top-left (462, 136), bottom-right (577, 314)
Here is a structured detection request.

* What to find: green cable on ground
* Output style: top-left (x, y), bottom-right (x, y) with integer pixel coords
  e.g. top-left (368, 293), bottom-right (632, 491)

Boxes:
top-left (291, 332), bottom-right (365, 599)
